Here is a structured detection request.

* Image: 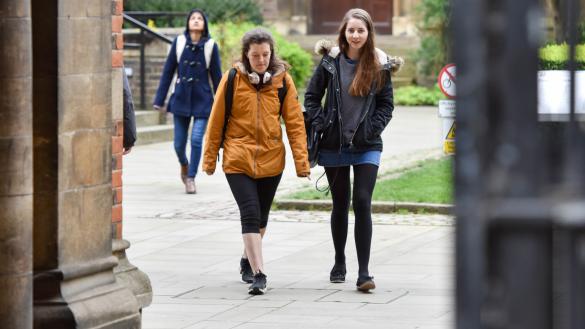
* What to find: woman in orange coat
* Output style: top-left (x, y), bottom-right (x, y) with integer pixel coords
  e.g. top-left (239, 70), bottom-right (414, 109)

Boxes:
top-left (203, 28), bottom-right (310, 295)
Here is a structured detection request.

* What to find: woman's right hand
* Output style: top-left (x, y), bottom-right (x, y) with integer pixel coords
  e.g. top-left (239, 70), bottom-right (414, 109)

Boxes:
top-left (298, 172), bottom-right (311, 180)
top-left (153, 104), bottom-right (165, 113)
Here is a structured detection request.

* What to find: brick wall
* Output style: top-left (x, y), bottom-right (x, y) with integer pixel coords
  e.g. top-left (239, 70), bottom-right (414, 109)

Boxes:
top-left (111, 0), bottom-right (123, 239)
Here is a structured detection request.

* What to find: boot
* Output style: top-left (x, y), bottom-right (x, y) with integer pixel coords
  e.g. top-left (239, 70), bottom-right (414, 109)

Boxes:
top-left (185, 177), bottom-right (196, 194)
top-left (180, 164), bottom-right (188, 184)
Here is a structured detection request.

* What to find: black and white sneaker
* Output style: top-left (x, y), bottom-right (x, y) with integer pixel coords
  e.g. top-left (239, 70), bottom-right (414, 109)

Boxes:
top-left (240, 258), bottom-right (254, 283)
top-left (248, 272), bottom-right (267, 295)
top-left (330, 263), bottom-right (346, 283)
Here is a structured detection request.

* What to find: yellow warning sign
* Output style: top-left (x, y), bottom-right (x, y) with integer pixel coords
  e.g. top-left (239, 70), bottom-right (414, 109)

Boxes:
top-left (445, 122), bottom-right (456, 139)
top-left (443, 122), bottom-right (455, 155)
top-left (444, 140), bottom-right (455, 154)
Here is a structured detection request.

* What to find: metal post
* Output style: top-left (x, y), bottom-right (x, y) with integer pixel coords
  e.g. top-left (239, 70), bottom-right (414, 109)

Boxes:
top-left (452, 0), bottom-right (488, 326)
top-left (139, 28), bottom-right (146, 109)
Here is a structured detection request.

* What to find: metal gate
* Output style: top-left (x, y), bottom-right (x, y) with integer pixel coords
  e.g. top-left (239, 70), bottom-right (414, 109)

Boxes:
top-left (453, 0), bottom-right (584, 328)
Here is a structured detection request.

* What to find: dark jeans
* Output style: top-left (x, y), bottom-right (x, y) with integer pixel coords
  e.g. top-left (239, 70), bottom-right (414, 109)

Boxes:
top-left (325, 164), bottom-right (378, 277)
top-left (225, 173), bottom-right (282, 234)
top-left (173, 115), bottom-right (208, 178)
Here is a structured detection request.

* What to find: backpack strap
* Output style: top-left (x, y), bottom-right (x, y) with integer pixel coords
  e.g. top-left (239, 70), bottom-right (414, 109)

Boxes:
top-left (204, 38), bottom-right (214, 69)
top-left (170, 35), bottom-right (187, 95)
top-left (277, 75), bottom-right (287, 117)
top-left (175, 34), bottom-right (187, 63)
top-left (220, 68), bottom-right (238, 148)
top-left (204, 38), bottom-right (216, 94)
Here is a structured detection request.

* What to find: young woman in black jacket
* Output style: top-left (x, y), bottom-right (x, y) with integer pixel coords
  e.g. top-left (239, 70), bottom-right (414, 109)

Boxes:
top-left (304, 8), bottom-right (403, 292)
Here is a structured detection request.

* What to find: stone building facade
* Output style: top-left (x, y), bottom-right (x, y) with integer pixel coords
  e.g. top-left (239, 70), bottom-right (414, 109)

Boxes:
top-left (0, 0), bottom-right (151, 327)
top-left (260, 0), bottom-right (421, 36)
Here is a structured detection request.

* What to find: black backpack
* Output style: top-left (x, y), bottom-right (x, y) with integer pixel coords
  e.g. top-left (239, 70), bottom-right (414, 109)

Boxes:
top-left (220, 68), bottom-right (287, 148)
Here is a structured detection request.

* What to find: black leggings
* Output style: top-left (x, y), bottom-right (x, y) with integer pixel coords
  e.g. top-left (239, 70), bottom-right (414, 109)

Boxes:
top-left (226, 173), bottom-right (282, 234)
top-left (325, 164), bottom-right (378, 277)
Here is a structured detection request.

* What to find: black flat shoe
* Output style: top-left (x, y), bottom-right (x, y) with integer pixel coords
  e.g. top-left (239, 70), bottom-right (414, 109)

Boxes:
top-left (330, 263), bottom-right (346, 283)
top-left (356, 275), bottom-right (375, 292)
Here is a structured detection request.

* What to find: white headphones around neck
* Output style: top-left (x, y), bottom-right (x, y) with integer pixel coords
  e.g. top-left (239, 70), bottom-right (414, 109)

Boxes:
top-left (248, 71), bottom-right (272, 84)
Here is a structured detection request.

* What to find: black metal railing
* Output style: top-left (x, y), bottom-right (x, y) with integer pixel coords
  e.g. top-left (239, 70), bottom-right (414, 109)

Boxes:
top-left (124, 11), bottom-right (187, 28)
top-left (122, 13), bottom-right (173, 109)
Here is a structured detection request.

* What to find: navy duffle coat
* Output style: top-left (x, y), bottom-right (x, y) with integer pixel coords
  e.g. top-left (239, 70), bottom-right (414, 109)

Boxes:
top-left (153, 30), bottom-right (222, 118)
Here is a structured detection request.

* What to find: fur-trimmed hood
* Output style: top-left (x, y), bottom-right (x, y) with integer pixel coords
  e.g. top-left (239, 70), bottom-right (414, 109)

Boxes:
top-left (314, 39), bottom-right (404, 74)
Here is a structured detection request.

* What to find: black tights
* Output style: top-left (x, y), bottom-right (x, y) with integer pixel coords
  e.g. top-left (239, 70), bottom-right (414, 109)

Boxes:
top-left (226, 173), bottom-right (282, 234)
top-left (325, 164), bottom-right (378, 278)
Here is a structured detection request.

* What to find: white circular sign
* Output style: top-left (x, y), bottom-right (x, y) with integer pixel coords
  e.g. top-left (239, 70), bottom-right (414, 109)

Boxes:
top-left (438, 64), bottom-right (456, 99)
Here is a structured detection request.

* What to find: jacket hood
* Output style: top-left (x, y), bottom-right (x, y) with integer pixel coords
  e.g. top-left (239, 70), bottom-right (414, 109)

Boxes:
top-left (185, 9), bottom-right (210, 39)
top-left (314, 39), bottom-right (404, 74)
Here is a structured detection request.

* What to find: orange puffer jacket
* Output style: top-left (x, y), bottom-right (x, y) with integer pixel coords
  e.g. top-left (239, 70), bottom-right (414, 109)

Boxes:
top-left (203, 62), bottom-right (310, 178)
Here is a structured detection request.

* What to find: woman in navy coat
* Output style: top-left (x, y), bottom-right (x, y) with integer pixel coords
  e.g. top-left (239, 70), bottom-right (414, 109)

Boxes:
top-left (153, 9), bottom-right (222, 194)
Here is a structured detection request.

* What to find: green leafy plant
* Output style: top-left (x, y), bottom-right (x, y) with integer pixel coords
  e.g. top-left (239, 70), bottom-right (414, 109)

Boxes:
top-left (273, 34), bottom-right (313, 87)
top-left (125, 0), bottom-right (263, 25)
top-left (394, 85), bottom-right (446, 106)
top-left (539, 43), bottom-right (585, 70)
top-left (413, 0), bottom-right (451, 79)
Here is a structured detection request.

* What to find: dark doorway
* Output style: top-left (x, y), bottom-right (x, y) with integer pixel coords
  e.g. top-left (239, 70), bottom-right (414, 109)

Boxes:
top-left (310, 0), bottom-right (393, 34)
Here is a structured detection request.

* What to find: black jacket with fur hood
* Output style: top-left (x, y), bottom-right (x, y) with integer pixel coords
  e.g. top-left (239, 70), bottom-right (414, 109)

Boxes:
top-left (304, 40), bottom-right (404, 153)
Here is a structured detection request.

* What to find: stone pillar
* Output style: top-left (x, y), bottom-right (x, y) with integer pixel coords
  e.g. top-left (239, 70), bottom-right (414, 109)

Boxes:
top-left (0, 1), bottom-right (33, 328)
top-left (32, 0), bottom-right (141, 327)
top-left (111, 0), bottom-right (125, 242)
top-left (111, 0), bottom-right (153, 311)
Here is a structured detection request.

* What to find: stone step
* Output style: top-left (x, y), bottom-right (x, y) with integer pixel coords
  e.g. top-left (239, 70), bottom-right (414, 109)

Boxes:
top-left (136, 124), bottom-right (174, 146)
top-left (135, 110), bottom-right (162, 127)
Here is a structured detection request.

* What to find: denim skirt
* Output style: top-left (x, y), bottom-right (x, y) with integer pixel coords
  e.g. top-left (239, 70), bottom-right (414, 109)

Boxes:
top-left (317, 148), bottom-right (381, 167)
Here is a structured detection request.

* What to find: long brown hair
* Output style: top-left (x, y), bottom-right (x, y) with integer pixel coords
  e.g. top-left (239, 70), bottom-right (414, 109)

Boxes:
top-left (337, 8), bottom-right (385, 97)
top-left (241, 28), bottom-right (289, 73)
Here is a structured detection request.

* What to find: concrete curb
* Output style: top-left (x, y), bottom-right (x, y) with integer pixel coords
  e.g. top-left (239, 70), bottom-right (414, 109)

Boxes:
top-left (274, 199), bottom-right (453, 215)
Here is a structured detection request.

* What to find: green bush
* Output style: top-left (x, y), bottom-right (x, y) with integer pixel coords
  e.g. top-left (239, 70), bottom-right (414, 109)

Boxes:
top-left (413, 0), bottom-right (451, 78)
top-left (210, 22), bottom-right (313, 88)
top-left (273, 34), bottom-right (313, 87)
top-left (539, 43), bottom-right (585, 70)
top-left (394, 85), bottom-right (446, 106)
top-left (125, 0), bottom-right (263, 25)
